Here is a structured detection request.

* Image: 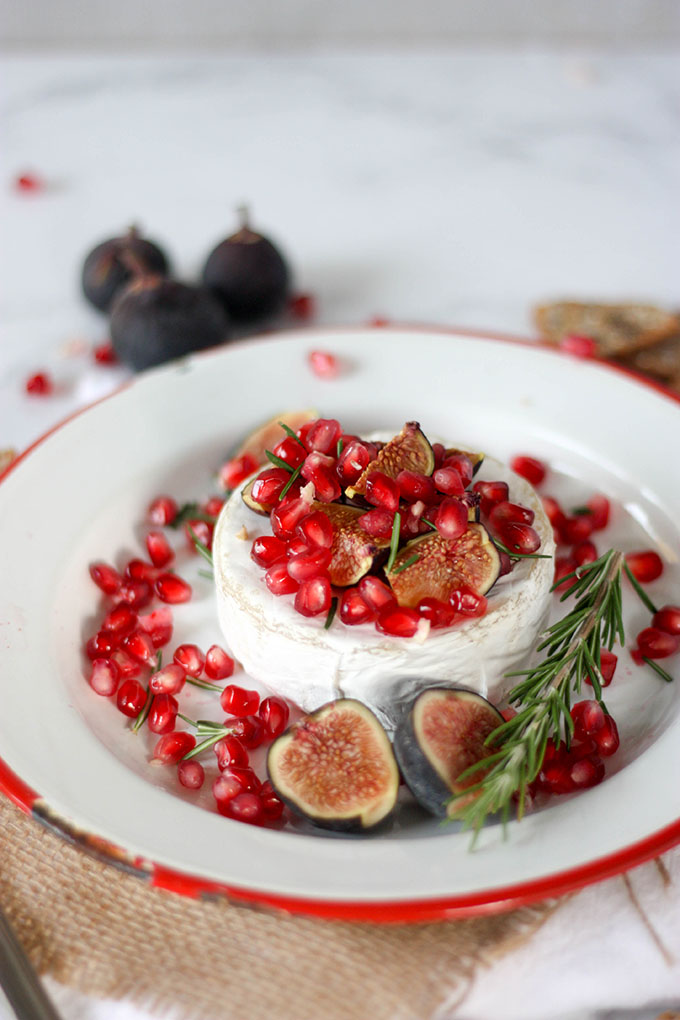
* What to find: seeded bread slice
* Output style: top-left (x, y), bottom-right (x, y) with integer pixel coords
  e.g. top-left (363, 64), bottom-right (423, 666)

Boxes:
top-left (534, 302), bottom-right (680, 358)
top-left (620, 332), bottom-right (680, 381)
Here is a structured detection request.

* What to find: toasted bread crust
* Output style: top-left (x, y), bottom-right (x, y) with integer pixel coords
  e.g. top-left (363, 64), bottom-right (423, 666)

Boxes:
top-left (534, 301), bottom-right (680, 358)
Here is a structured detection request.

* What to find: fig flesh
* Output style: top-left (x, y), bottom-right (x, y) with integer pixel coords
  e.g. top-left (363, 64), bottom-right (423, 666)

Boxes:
top-left (385, 524), bottom-right (500, 608)
top-left (394, 688), bottom-right (504, 817)
top-left (312, 502), bottom-right (389, 586)
top-left (346, 422), bottom-right (434, 499)
top-left (267, 699), bottom-right (399, 831)
top-left (81, 225), bottom-right (170, 313)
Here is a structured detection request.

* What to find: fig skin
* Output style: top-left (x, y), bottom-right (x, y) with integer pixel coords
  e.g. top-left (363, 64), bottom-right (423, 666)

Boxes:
top-left (81, 226), bottom-right (170, 313)
top-left (267, 699), bottom-right (400, 832)
top-left (394, 687), bottom-right (504, 818)
top-left (110, 275), bottom-right (230, 372)
top-left (202, 210), bottom-right (291, 324)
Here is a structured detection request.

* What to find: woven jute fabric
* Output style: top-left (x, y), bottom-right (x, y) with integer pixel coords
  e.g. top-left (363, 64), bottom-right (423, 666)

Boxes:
top-left (0, 796), bottom-right (559, 1020)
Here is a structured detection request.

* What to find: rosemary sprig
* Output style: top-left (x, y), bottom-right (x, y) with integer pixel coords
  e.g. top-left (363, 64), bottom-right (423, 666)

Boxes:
top-left (277, 421), bottom-right (306, 449)
top-left (391, 553), bottom-right (419, 575)
top-left (324, 597), bottom-right (338, 630)
top-left (169, 503), bottom-right (217, 529)
top-left (494, 538), bottom-right (552, 561)
top-left (623, 563), bottom-right (658, 615)
top-left (643, 657), bottom-right (674, 684)
top-left (132, 651), bottom-right (162, 733)
top-left (448, 550), bottom-right (626, 836)
top-left (186, 525), bottom-right (214, 567)
top-left (278, 462), bottom-right (303, 500)
top-left (265, 450), bottom-right (295, 473)
top-left (185, 675), bottom-right (223, 692)
top-left (385, 512), bottom-right (402, 573)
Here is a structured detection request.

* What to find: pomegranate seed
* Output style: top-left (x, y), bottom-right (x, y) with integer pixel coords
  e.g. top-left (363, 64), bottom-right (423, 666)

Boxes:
top-left (116, 678), bottom-right (147, 716)
top-left (265, 561), bottom-right (300, 595)
top-left (154, 573), bottom-right (192, 604)
top-left (573, 539), bottom-right (598, 566)
top-left (271, 496), bottom-right (313, 540)
top-left (300, 453), bottom-right (341, 503)
top-left (221, 791), bottom-right (265, 825)
top-left (496, 521), bottom-right (541, 555)
top-left (260, 782), bottom-right (285, 820)
top-left (25, 371), bottom-right (53, 396)
top-left (337, 441), bottom-right (371, 486)
top-left (251, 535), bottom-right (287, 568)
top-left (220, 684), bottom-right (260, 717)
top-left (214, 735), bottom-right (249, 770)
top-left (304, 419), bottom-right (341, 455)
top-left (272, 437), bottom-right (306, 469)
top-left (287, 546), bottom-right (332, 582)
top-left (562, 515), bottom-right (594, 545)
top-left (251, 468), bottom-right (291, 509)
top-left (15, 172), bottom-right (43, 192)
top-left (359, 507), bottom-right (395, 541)
top-left (571, 700), bottom-right (605, 740)
top-left (339, 587), bottom-right (377, 626)
top-left (110, 648), bottom-right (142, 680)
top-left (294, 575), bottom-right (332, 617)
top-left (554, 555), bottom-right (577, 590)
top-left (430, 443), bottom-right (445, 468)
top-left (286, 536), bottom-right (310, 558)
top-left (637, 627), bottom-right (680, 659)
top-left (89, 561), bottom-right (121, 595)
top-left (219, 452), bottom-right (259, 491)
top-left (569, 754), bottom-right (605, 789)
top-left (541, 495), bottom-right (567, 532)
top-left (289, 293), bottom-right (316, 320)
top-left (626, 550), bottom-right (663, 583)
top-left (228, 716), bottom-right (266, 749)
top-left (93, 341), bottom-right (117, 364)
top-left (296, 510), bottom-right (334, 549)
top-left (365, 471), bottom-right (400, 512)
top-left (444, 454), bottom-right (475, 487)
top-left (149, 663), bottom-right (186, 695)
top-left (184, 519), bottom-right (214, 553)
top-left (125, 558), bottom-right (161, 583)
top-left (147, 495), bottom-right (178, 527)
top-left (376, 605), bottom-right (420, 638)
top-left (587, 494), bottom-right (610, 531)
top-left (138, 607), bottom-right (173, 648)
top-left (101, 603), bottom-right (138, 637)
top-left (395, 470), bottom-right (435, 504)
top-left (560, 334), bottom-right (597, 358)
top-left (652, 605), bottom-right (680, 636)
top-left (88, 658), bottom-right (120, 697)
top-left (152, 731), bottom-right (196, 764)
top-left (86, 631), bottom-right (119, 659)
top-left (489, 501), bottom-right (535, 530)
top-left (205, 645), bottom-right (235, 680)
top-left (178, 760), bottom-right (205, 790)
top-left (473, 479), bottom-right (510, 516)
top-left (309, 350), bottom-right (340, 380)
top-left (146, 530), bottom-right (174, 568)
top-left (173, 643), bottom-right (205, 676)
top-left (586, 648), bottom-right (618, 688)
top-left (148, 694), bottom-right (178, 734)
top-left (593, 716), bottom-right (620, 757)
top-left (435, 497), bottom-right (468, 540)
top-left (417, 597), bottom-right (456, 629)
top-left (433, 466), bottom-right (464, 497)
top-left (203, 496), bottom-right (224, 517)
top-left (537, 762), bottom-right (575, 795)
top-left (259, 696), bottom-right (290, 740)
top-left (358, 576), bottom-right (397, 613)
top-left (450, 587), bottom-right (488, 618)
top-left (630, 647), bottom-right (645, 666)
top-left (115, 580), bottom-right (153, 610)
top-left (213, 767), bottom-right (261, 803)
top-left (510, 455), bottom-right (546, 486)
top-left (123, 629), bottom-right (157, 665)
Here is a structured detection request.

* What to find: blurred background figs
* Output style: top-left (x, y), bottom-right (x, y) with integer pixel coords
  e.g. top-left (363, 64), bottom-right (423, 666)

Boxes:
top-left (81, 225), bottom-right (170, 313)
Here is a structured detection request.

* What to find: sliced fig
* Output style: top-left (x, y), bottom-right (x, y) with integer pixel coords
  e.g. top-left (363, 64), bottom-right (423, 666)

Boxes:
top-left (460, 490), bottom-right (481, 523)
top-left (229, 409), bottom-right (317, 465)
top-left (312, 501), bottom-right (388, 586)
top-left (267, 699), bottom-right (399, 831)
top-left (385, 524), bottom-right (500, 608)
top-left (394, 688), bottom-right (504, 817)
top-left (346, 422), bottom-right (434, 498)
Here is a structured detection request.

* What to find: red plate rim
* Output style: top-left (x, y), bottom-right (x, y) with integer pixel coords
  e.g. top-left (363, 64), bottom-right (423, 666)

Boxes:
top-left (2, 323), bottom-right (679, 923)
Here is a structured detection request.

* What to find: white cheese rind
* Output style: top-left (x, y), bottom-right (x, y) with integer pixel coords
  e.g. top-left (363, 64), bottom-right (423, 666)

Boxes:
top-left (214, 454), bottom-right (555, 730)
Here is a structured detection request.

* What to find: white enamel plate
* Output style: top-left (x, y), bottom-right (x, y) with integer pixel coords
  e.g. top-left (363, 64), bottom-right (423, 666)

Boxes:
top-left (1, 328), bottom-right (679, 921)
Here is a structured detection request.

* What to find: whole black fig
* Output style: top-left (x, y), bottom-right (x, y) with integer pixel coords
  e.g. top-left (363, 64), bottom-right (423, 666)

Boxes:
top-left (110, 274), bottom-right (230, 372)
top-left (202, 207), bottom-right (291, 323)
top-left (81, 225), bottom-right (170, 313)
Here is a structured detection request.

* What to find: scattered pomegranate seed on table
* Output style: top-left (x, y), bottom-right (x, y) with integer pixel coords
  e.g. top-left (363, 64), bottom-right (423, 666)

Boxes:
top-left (625, 549), bottom-right (664, 583)
top-left (25, 371), bottom-right (53, 396)
top-left (308, 349), bottom-right (338, 378)
top-left (288, 293), bottom-right (316, 320)
top-left (93, 341), bottom-right (118, 364)
top-left (13, 172), bottom-right (44, 193)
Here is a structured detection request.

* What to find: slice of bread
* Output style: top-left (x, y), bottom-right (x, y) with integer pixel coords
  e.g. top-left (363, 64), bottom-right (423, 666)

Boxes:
top-left (534, 302), bottom-right (680, 358)
top-left (621, 333), bottom-right (680, 381)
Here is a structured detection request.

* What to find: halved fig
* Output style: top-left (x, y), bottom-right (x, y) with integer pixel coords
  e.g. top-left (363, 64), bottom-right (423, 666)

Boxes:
top-left (312, 501), bottom-right (389, 585)
top-left (267, 699), bottom-right (400, 831)
top-left (385, 524), bottom-right (500, 608)
top-left (230, 409), bottom-right (317, 465)
top-left (346, 422), bottom-right (434, 498)
top-left (394, 688), bottom-right (504, 817)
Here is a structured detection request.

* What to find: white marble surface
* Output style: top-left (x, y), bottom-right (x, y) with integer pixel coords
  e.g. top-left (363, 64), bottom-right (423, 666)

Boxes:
top-left (1, 50), bottom-right (680, 1020)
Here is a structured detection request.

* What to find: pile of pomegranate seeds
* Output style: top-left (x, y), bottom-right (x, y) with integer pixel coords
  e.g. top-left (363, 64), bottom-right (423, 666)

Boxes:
top-left (245, 419), bottom-right (543, 637)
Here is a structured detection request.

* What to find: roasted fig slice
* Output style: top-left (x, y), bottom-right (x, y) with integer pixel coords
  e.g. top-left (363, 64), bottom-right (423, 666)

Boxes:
top-left (267, 699), bottom-right (400, 831)
top-left (312, 502), bottom-right (389, 586)
top-left (385, 524), bottom-right (500, 608)
top-left (395, 687), bottom-right (504, 817)
top-left (346, 422), bottom-right (434, 498)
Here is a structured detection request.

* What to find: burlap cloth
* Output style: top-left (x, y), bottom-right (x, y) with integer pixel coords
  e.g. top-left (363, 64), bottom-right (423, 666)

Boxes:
top-left (0, 796), bottom-right (562, 1020)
